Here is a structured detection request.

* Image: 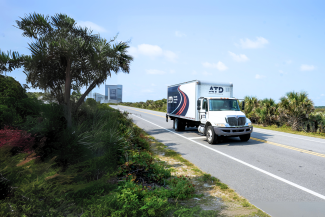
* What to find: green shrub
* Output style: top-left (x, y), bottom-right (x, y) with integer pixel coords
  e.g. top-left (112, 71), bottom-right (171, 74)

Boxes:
top-left (119, 150), bottom-right (171, 185)
top-left (83, 181), bottom-right (171, 217)
top-left (0, 75), bottom-right (27, 100)
top-left (168, 176), bottom-right (195, 199)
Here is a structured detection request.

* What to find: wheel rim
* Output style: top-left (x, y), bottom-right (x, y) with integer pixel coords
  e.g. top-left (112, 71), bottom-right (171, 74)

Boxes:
top-left (207, 129), bottom-right (213, 141)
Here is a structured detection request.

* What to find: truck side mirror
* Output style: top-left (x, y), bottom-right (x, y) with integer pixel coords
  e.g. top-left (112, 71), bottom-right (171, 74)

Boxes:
top-left (242, 101), bottom-right (245, 111)
top-left (197, 106), bottom-right (201, 110)
top-left (197, 99), bottom-right (201, 110)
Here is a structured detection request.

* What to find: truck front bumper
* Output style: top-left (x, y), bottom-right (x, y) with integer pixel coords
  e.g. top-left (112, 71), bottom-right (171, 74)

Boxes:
top-left (213, 126), bottom-right (253, 136)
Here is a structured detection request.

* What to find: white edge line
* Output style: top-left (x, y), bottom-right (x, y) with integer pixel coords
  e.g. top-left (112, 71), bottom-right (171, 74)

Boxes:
top-left (188, 137), bottom-right (206, 140)
top-left (254, 128), bottom-right (325, 144)
top-left (131, 114), bottom-right (325, 201)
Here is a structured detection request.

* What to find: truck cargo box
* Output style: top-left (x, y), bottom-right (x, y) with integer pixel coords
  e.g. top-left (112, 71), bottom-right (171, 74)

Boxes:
top-left (167, 80), bottom-right (233, 121)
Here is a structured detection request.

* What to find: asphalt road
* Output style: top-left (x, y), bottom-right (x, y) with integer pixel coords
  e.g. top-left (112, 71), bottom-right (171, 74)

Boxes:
top-left (111, 105), bottom-right (325, 217)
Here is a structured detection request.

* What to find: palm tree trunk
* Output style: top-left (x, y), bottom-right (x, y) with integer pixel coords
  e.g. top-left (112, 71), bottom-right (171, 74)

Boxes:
top-left (74, 80), bottom-right (97, 113)
top-left (64, 58), bottom-right (72, 128)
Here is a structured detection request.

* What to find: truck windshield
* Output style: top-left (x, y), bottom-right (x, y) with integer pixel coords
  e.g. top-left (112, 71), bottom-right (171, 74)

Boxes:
top-left (209, 99), bottom-right (240, 111)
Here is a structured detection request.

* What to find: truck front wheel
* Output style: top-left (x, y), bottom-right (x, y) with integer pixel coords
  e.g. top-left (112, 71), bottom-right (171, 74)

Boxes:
top-left (206, 126), bottom-right (218, 144)
top-left (239, 133), bottom-right (250, 142)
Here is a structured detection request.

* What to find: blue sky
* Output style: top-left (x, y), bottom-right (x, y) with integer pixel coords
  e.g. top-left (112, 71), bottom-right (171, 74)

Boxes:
top-left (1, 0), bottom-right (325, 105)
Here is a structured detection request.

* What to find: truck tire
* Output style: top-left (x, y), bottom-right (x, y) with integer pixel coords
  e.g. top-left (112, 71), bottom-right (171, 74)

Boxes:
top-left (175, 118), bottom-right (185, 131)
top-left (239, 133), bottom-right (250, 142)
top-left (206, 126), bottom-right (218, 144)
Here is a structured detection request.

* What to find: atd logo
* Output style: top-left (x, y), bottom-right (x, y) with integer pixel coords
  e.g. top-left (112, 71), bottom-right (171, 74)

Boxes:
top-left (209, 86), bottom-right (224, 94)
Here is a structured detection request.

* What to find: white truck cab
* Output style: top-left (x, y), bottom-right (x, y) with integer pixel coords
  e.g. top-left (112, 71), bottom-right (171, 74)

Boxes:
top-left (197, 97), bottom-right (252, 144)
top-left (166, 80), bottom-right (253, 144)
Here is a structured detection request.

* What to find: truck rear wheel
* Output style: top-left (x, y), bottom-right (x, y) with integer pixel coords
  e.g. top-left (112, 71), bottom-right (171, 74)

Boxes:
top-left (174, 118), bottom-right (185, 131)
top-left (239, 133), bottom-right (250, 142)
top-left (206, 126), bottom-right (218, 144)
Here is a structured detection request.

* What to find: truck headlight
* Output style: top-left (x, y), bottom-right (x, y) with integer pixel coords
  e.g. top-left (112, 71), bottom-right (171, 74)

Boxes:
top-left (215, 123), bottom-right (226, 127)
top-left (245, 118), bottom-right (252, 126)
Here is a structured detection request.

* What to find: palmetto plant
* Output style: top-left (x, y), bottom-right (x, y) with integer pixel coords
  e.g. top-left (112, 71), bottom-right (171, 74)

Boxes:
top-left (244, 96), bottom-right (260, 123)
top-left (256, 98), bottom-right (278, 126)
top-left (278, 91), bottom-right (314, 131)
top-left (306, 112), bottom-right (325, 133)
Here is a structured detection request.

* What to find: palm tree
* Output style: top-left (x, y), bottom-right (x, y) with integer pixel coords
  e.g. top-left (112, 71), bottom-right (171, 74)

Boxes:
top-left (244, 96), bottom-right (260, 123)
top-left (278, 91), bottom-right (314, 131)
top-left (10, 13), bottom-right (133, 127)
top-left (256, 98), bottom-right (278, 126)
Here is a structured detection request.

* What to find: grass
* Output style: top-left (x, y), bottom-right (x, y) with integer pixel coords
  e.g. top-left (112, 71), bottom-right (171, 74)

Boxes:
top-left (253, 124), bottom-right (325, 139)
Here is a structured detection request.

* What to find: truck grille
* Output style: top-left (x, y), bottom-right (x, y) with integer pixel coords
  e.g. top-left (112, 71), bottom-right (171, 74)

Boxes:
top-left (227, 117), bottom-right (246, 126)
top-left (238, 117), bottom-right (246, 126)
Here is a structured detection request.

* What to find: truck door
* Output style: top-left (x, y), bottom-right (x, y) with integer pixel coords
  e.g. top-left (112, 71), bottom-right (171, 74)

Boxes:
top-left (199, 98), bottom-right (208, 124)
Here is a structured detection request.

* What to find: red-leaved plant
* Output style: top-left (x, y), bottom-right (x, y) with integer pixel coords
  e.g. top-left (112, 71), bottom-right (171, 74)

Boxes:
top-left (0, 126), bottom-right (35, 153)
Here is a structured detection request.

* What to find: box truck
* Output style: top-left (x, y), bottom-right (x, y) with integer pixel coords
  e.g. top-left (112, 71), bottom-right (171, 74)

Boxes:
top-left (166, 80), bottom-right (253, 144)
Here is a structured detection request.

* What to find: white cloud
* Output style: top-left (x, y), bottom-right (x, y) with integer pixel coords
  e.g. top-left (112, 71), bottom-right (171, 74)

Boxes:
top-left (300, 64), bottom-right (315, 71)
top-left (169, 70), bottom-right (175, 74)
top-left (255, 74), bottom-right (265, 79)
top-left (228, 51), bottom-right (249, 62)
top-left (164, 50), bottom-right (178, 62)
top-left (78, 21), bottom-right (107, 33)
top-left (240, 37), bottom-right (269, 49)
top-left (146, 69), bottom-right (166, 75)
top-left (128, 44), bottom-right (177, 62)
top-left (151, 83), bottom-right (156, 86)
top-left (175, 31), bottom-right (186, 37)
top-left (202, 61), bottom-right (228, 71)
top-left (138, 44), bottom-right (163, 56)
top-left (321, 94), bottom-right (324, 97)
top-left (286, 60), bottom-right (292, 64)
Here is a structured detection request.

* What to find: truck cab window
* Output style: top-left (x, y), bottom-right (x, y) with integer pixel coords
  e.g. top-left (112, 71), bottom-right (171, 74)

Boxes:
top-left (203, 99), bottom-right (207, 110)
top-left (209, 99), bottom-right (240, 111)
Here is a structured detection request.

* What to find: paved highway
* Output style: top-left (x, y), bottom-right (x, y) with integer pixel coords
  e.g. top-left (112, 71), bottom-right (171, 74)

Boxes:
top-left (111, 105), bottom-right (325, 217)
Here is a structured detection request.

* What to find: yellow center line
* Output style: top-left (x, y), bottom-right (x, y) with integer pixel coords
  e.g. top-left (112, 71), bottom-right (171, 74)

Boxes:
top-left (119, 106), bottom-right (325, 159)
top-left (250, 137), bottom-right (325, 158)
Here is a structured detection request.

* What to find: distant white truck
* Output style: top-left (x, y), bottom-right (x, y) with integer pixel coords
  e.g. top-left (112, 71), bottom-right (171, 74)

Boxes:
top-left (166, 80), bottom-right (253, 144)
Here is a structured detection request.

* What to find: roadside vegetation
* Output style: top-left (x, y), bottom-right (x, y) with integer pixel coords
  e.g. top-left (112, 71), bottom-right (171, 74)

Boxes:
top-left (121, 99), bottom-right (167, 112)
top-left (0, 76), bottom-right (270, 216)
top-left (120, 92), bottom-right (325, 137)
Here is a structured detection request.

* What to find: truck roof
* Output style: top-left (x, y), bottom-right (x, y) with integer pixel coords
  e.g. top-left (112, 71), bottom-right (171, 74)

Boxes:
top-left (206, 97), bottom-right (238, 100)
top-left (168, 80), bottom-right (233, 87)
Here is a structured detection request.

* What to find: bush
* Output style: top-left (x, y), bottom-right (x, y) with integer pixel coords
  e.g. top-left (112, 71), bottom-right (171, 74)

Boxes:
top-left (83, 181), bottom-right (171, 217)
top-left (168, 176), bottom-right (195, 199)
top-left (0, 75), bottom-right (43, 128)
top-left (0, 75), bottom-right (27, 100)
